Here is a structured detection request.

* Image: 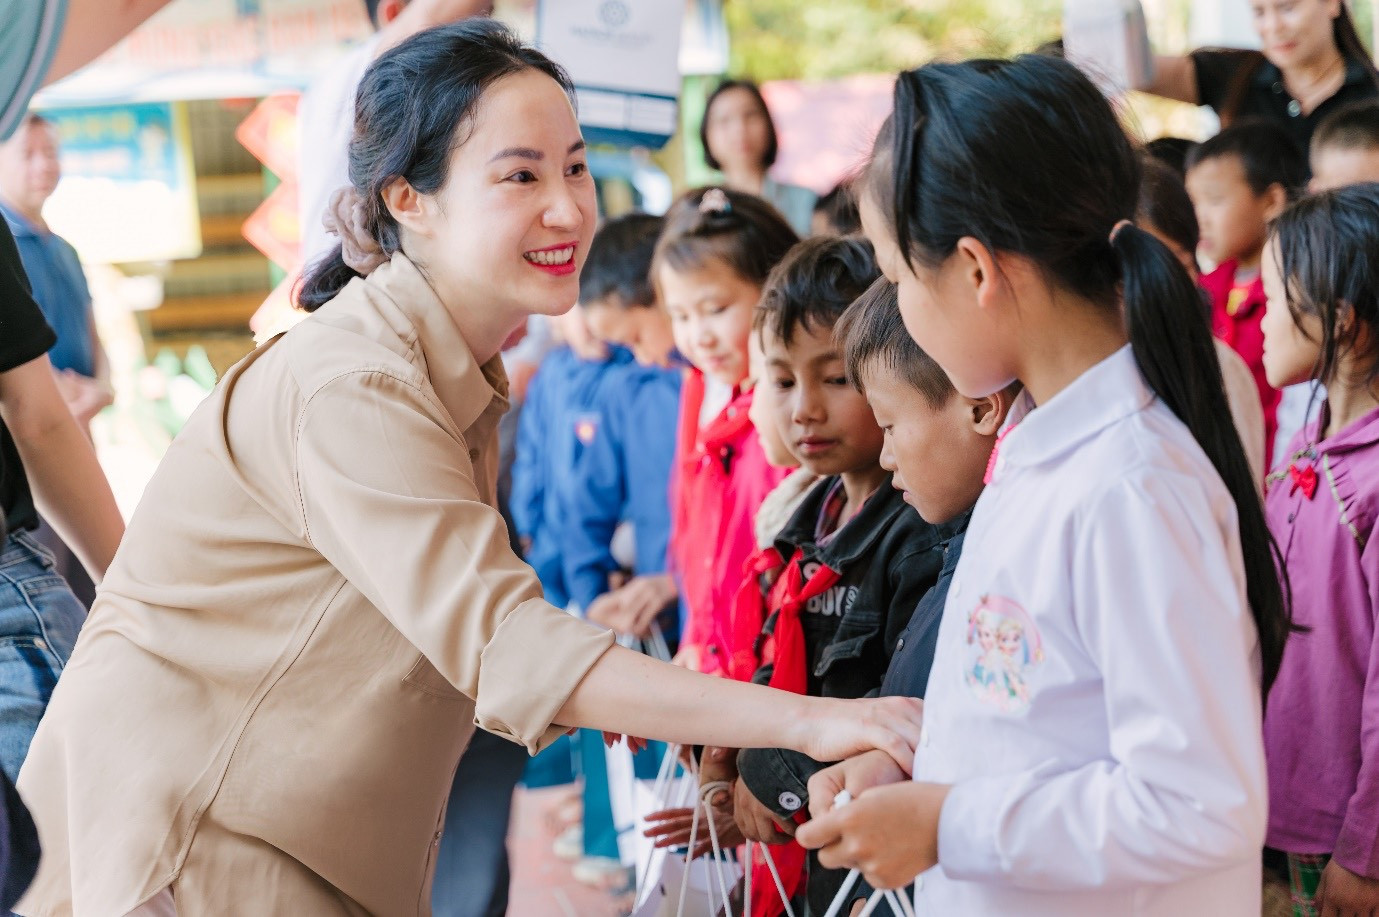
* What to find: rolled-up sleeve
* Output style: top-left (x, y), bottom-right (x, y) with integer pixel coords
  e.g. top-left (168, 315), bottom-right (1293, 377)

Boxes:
top-left (294, 369), bottom-right (614, 752)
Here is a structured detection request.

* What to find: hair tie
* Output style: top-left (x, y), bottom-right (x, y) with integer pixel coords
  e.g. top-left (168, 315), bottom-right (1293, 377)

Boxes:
top-left (1109, 218), bottom-right (1134, 245)
top-left (699, 187), bottom-right (732, 215)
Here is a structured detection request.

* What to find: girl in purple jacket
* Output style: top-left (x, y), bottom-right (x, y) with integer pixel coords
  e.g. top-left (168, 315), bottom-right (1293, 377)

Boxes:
top-left (1260, 182), bottom-right (1379, 917)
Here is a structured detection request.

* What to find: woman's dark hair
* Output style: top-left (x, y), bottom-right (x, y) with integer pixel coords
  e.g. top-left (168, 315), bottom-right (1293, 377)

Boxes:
top-left (812, 179), bottom-right (862, 235)
top-left (1184, 118), bottom-right (1308, 198)
top-left (580, 213), bottom-right (665, 308)
top-left (838, 278), bottom-right (956, 409)
top-left (298, 20), bottom-right (572, 311)
top-left (1270, 182), bottom-right (1379, 395)
top-left (1137, 156), bottom-right (1200, 268)
top-left (1217, 5), bottom-right (1379, 126)
top-left (879, 54), bottom-right (1291, 689)
top-left (651, 186), bottom-right (800, 291)
top-left (1312, 98), bottom-right (1379, 155)
top-left (753, 235), bottom-right (878, 346)
top-left (700, 79), bottom-right (779, 172)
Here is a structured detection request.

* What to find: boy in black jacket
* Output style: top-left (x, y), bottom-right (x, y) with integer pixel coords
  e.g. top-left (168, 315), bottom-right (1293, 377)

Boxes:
top-left (707, 238), bottom-right (948, 915)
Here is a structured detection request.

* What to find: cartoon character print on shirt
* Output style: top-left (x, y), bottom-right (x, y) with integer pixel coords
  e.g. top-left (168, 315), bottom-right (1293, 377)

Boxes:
top-left (965, 594), bottom-right (1044, 714)
top-left (800, 560), bottom-right (859, 618)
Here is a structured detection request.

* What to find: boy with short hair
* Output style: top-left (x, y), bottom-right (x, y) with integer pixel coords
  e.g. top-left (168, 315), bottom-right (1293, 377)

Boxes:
top-left (1185, 118), bottom-right (1307, 468)
top-left (717, 237), bottom-right (947, 915)
top-left (804, 279), bottom-right (1022, 914)
top-left (1310, 99), bottom-right (1379, 192)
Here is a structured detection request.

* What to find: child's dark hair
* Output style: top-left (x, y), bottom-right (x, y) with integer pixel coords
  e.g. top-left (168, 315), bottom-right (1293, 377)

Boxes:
top-left (813, 180), bottom-right (862, 235)
top-left (838, 278), bottom-right (956, 409)
top-left (1311, 99), bottom-right (1379, 157)
top-left (1184, 118), bottom-right (1307, 199)
top-left (1143, 136), bottom-right (1195, 178)
top-left (1270, 182), bottom-right (1379, 393)
top-left (652, 187), bottom-right (800, 291)
top-left (701, 80), bottom-right (779, 171)
top-left (580, 213), bottom-right (665, 308)
top-left (298, 20), bottom-right (571, 311)
top-left (753, 236), bottom-right (878, 347)
top-left (1137, 156), bottom-right (1199, 268)
top-left (879, 54), bottom-right (1291, 689)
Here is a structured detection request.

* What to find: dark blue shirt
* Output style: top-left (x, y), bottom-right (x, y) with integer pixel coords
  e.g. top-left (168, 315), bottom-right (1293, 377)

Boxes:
top-left (0, 204), bottom-right (93, 377)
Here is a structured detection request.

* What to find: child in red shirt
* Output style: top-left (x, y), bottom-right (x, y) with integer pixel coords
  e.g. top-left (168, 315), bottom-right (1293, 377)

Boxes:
top-left (1185, 118), bottom-right (1307, 468)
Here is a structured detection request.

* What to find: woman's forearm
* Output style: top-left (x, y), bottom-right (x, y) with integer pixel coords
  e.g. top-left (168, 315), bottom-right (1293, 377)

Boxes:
top-left (555, 644), bottom-right (812, 750)
top-left (553, 644), bottom-right (923, 769)
top-left (1, 357), bottom-right (123, 579)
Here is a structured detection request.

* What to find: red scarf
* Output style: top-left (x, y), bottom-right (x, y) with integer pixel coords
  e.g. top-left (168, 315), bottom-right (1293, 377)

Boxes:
top-left (748, 549), bottom-right (841, 915)
top-left (727, 546), bottom-right (784, 682)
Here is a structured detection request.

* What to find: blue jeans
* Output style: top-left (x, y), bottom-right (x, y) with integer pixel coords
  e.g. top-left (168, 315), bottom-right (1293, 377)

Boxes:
top-left (0, 530), bottom-right (86, 783)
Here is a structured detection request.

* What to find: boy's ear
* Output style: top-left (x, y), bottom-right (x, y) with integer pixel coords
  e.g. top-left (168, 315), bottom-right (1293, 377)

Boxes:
top-left (381, 177), bottom-right (431, 236)
top-left (968, 387), bottom-right (1014, 436)
top-left (1261, 182), bottom-right (1290, 221)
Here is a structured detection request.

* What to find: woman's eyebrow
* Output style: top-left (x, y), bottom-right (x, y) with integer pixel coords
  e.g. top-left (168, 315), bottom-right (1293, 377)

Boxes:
top-left (489, 140), bottom-right (587, 163)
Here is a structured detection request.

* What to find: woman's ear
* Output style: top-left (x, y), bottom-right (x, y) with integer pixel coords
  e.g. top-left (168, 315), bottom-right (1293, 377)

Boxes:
top-left (381, 177), bottom-right (431, 237)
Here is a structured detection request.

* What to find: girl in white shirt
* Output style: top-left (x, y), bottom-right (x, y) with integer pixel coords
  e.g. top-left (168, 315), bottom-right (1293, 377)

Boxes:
top-left (795, 54), bottom-right (1291, 916)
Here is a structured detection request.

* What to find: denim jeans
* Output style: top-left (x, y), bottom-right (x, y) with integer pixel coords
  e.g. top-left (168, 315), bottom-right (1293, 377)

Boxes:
top-left (0, 530), bottom-right (86, 782)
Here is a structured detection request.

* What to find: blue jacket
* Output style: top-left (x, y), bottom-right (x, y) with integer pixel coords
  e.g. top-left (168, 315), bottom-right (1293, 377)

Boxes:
top-left (562, 362), bottom-right (681, 611)
top-left (510, 345), bottom-right (632, 608)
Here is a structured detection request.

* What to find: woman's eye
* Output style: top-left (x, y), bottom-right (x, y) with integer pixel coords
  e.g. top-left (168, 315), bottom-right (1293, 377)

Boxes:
top-left (567, 162), bottom-right (588, 177)
top-left (826, 376), bottom-right (849, 386)
top-left (508, 170), bottom-right (537, 184)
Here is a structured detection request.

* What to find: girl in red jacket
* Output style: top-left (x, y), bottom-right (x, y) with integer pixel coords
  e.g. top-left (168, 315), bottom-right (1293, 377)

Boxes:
top-left (654, 187), bottom-right (797, 675)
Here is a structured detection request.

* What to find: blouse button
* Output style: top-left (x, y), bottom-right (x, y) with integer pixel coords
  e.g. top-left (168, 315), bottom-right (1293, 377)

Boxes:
top-left (1288, 99), bottom-right (1302, 117)
top-left (896, 637), bottom-right (906, 652)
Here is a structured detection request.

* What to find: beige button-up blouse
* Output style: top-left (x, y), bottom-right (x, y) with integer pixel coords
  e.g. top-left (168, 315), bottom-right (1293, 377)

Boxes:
top-left (17, 256), bottom-right (614, 916)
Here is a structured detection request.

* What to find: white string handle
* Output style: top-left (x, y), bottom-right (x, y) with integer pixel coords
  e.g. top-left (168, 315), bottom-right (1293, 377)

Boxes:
top-left (817, 789), bottom-right (918, 917)
top-left (635, 743), bottom-right (685, 908)
top-left (755, 843), bottom-right (797, 917)
top-left (700, 781), bottom-right (736, 917)
top-left (674, 787), bottom-right (704, 917)
top-left (742, 840), bottom-right (752, 917)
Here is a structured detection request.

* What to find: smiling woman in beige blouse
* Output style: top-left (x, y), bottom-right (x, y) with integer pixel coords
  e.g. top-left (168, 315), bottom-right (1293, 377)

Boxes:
top-left (13, 21), bottom-right (922, 917)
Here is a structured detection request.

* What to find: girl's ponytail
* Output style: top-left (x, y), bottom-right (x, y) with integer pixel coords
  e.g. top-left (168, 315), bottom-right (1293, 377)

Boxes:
top-left (1111, 222), bottom-right (1291, 690)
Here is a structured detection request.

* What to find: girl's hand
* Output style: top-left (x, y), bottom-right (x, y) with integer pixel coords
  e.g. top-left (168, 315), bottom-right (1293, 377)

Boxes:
top-left (600, 732), bottom-right (649, 753)
top-left (789, 696), bottom-right (923, 773)
top-left (733, 778), bottom-right (794, 844)
top-left (806, 749), bottom-right (908, 819)
top-left (671, 644), bottom-right (703, 672)
top-left (794, 781), bottom-right (951, 890)
top-left (1314, 860), bottom-right (1379, 915)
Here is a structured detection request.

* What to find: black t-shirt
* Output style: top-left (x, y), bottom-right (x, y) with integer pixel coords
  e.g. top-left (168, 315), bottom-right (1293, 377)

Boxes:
top-left (0, 219), bottom-right (57, 536)
top-left (1192, 48), bottom-right (1379, 154)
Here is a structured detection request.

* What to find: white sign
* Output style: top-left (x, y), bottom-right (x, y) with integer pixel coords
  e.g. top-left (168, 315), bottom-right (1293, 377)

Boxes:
top-left (537, 0), bottom-right (688, 148)
top-left (1064, 0), bottom-right (1154, 96)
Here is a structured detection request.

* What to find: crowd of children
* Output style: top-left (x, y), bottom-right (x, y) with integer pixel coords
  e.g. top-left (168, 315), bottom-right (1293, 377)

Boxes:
top-left (507, 60), bottom-right (1379, 917)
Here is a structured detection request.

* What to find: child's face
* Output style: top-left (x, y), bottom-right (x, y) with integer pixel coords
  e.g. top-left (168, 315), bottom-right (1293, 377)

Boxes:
top-left (560, 307), bottom-right (608, 362)
top-left (863, 362), bottom-right (994, 524)
top-left (401, 70), bottom-right (596, 329)
top-left (1185, 154), bottom-right (1280, 266)
top-left (1310, 144), bottom-right (1379, 192)
top-left (861, 193), bottom-right (1018, 400)
top-left (1260, 237), bottom-right (1324, 388)
top-left (747, 333), bottom-right (799, 469)
top-left (762, 322), bottom-right (883, 477)
top-left (583, 296), bottom-right (676, 368)
top-left (660, 260), bottom-right (759, 387)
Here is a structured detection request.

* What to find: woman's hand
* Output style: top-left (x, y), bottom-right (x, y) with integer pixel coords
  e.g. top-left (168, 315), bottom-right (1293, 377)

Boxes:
top-left (795, 781), bottom-right (951, 891)
top-left (806, 749), bottom-right (908, 820)
top-left (1314, 859), bottom-right (1379, 916)
top-left (732, 778), bottom-right (794, 844)
top-left (787, 696), bottom-right (923, 773)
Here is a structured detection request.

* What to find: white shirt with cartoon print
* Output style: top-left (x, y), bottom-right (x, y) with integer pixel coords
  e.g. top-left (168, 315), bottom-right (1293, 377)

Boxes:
top-left (912, 345), bottom-right (1265, 916)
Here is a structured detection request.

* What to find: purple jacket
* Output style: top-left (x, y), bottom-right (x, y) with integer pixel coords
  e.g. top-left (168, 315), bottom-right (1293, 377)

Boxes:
top-left (1264, 402), bottom-right (1379, 875)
